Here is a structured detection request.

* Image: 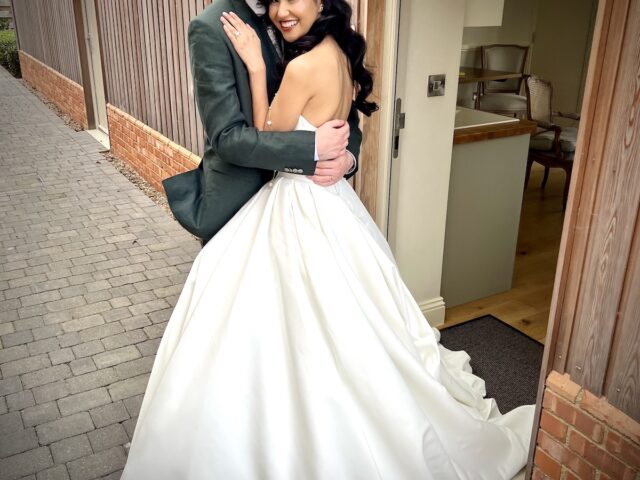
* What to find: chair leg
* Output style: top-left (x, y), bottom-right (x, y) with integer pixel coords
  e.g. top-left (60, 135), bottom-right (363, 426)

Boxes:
top-left (524, 157), bottom-right (534, 190)
top-left (541, 167), bottom-right (550, 189)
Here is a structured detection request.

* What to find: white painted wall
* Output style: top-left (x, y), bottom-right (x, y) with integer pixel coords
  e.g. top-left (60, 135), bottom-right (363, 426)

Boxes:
top-left (462, 0), bottom-right (538, 48)
top-left (386, 0), bottom-right (465, 326)
top-left (530, 0), bottom-right (597, 114)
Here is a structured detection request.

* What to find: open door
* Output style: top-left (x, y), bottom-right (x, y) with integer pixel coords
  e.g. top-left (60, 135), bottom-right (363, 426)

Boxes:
top-left (73, 0), bottom-right (109, 149)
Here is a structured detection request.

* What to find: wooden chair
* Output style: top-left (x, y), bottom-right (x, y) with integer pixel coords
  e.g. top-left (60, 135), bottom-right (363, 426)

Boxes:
top-left (478, 44), bottom-right (529, 117)
top-left (524, 75), bottom-right (580, 209)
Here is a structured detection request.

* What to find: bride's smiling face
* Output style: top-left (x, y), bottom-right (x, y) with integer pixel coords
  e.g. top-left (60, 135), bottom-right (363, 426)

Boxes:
top-left (268, 0), bottom-right (322, 42)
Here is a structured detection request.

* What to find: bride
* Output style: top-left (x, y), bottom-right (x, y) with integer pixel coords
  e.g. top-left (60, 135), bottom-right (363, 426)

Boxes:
top-left (121, 1), bottom-right (534, 478)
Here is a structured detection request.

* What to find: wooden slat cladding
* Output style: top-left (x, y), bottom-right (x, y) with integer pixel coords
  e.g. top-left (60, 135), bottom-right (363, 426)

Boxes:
top-left (11, 0), bottom-right (82, 84)
top-left (95, 0), bottom-right (213, 155)
top-left (541, 0), bottom-right (640, 421)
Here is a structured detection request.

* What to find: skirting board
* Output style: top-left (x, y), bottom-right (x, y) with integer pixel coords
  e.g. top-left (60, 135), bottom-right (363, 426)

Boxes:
top-left (419, 296), bottom-right (445, 327)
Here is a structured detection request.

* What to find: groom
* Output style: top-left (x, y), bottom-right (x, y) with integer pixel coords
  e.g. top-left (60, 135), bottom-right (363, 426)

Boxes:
top-left (168, 0), bottom-right (362, 246)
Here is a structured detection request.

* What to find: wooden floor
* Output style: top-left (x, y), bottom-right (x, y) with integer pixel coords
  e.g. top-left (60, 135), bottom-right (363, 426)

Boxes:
top-left (442, 163), bottom-right (567, 343)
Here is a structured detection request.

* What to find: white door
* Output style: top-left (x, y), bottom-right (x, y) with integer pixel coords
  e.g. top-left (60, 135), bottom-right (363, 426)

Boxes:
top-left (383, 0), bottom-right (465, 326)
top-left (81, 0), bottom-right (108, 135)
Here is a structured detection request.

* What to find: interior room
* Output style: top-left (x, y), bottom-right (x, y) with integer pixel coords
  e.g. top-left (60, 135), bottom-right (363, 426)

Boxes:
top-left (442, 0), bottom-right (599, 343)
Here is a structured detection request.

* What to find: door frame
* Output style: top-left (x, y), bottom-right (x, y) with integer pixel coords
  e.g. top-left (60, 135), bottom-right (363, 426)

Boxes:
top-left (72, 0), bottom-right (109, 136)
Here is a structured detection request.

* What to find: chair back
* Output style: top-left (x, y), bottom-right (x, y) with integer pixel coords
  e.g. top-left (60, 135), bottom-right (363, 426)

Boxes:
top-left (481, 44), bottom-right (529, 93)
top-left (525, 75), bottom-right (553, 124)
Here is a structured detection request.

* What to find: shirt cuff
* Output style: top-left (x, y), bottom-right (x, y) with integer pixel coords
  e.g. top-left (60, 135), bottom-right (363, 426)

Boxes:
top-left (314, 139), bottom-right (319, 162)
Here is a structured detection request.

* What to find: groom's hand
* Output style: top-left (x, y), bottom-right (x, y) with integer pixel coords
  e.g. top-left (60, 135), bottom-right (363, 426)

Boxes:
top-left (309, 152), bottom-right (354, 186)
top-left (316, 120), bottom-right (349, 160)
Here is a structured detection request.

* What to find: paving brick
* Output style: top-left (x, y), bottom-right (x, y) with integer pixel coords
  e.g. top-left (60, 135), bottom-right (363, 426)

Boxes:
top-left (136, 338), bottom-right (161, 357)
top-left (0, 345), bottom-right (29, 365)
top-left (2, 355), bottom-right (51, 378)
top-left (143, 321), bottom-right (167, 340)
top-left (66, 446), bottom-right (126, 480)
top-left (61, 315), bottom-right (104, 334)
top-left (20, 290), bottom-right (61, 308)
top-left (13, 316), bottom-right (44, 332)
top-left (0, 427), bottom-right (39, 458)
top-left (7, 390), bottom-right (35, 411)
top-left (65, 368), bottom-right (118, 395)
top-left (0, 376), bottom-right (23, 396)
top-left (101, 307), bottom-right (132, 324)
top-left (22, 364), bottom-right (72, 390)
top-left (0, 411), bottom-right (24, 434)
top-left (57, 388), bottom-right (111, 417)
top-left (108, 373), bottom-right (150, 402)
top-left (122, 394), bottom-right (144, 418)
top-left (57, 332), bottom-right (81, 348)
top-left (114, 355), bottom-right (155, 381)
top-left (78, 323), bottom-right (123, 343)
top-left (49, 348), bottom-right (74, 366)
top-left (49, 434), bottom-right (92, 464)
top-left (121, 417), bottom-right (137, 441)
top-left (32, 325), bottom-right (63, 341)
top-left (21, 402), bottom-right (61, 428)
top-left (0, 447), bottom-right (53, 480)
top-left (0, 322), bottom-right (16, 337)
top-left (0, 397), bottom-right (7, 415)
top-left (1, 330), bottom-right (35, 348)
top-left (119, 315), bottom-right (151, 332)
top-left (87, 423), bottom-right (128, 453)
top-left (42, 311), bottom-right (72, 326)
top-left (71, 340), bottom-right (105, 359)
top-left (36, 465), bottom-right (70, 480)
top-left (88, 402), bottom-right (129, 429)
top-left (27, 338), bottom-right (61, 356)
top-left (68, 358), bottom-right (96, 376)
top-left (93, 345), bottom-right (141, 370)
top-left (32, 381), bottom-right (70, 405)
top-left (101, 330), bottom-right (147, 351)
top-left (36, 412), bottom-right (94, 445)
top-left (44, 296), bottom-right (86, 313)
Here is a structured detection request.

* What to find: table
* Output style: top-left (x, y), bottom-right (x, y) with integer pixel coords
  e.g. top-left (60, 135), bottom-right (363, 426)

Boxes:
top-left (458, 67), bottom-right (523, 108)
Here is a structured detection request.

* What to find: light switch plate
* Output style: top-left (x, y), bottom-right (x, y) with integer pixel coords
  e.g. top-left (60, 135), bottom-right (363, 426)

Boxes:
top-left (428, 74), bottom-right (446, 97)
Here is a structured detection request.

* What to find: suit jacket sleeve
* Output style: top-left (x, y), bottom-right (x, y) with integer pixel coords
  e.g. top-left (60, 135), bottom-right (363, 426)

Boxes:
top-left (188, 17), bottom-right (317, 174)
top-left (345, 103), bottom-right (362, 179)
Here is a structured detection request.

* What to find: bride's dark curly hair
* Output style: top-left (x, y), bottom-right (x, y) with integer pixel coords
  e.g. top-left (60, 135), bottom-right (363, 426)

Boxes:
top-left (260, 0), bottom-right (378, 116)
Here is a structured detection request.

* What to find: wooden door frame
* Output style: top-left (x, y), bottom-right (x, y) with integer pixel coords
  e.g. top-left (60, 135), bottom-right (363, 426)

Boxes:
top-left (522, 0), bottom-right (635, 475)
top-left (356, 0), bottom-right (400, 233)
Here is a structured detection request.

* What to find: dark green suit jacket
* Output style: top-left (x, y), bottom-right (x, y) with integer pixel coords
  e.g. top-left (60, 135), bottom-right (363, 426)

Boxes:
top-left (165, 0), bottom-right (362, 244)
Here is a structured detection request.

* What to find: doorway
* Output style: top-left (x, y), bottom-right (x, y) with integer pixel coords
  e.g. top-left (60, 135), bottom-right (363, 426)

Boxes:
top-left (73, 0), bottom-right (109, 149)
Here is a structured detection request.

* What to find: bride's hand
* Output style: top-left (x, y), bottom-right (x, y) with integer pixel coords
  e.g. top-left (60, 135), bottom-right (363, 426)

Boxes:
top-left (221, 12), bottom-right (265, 74)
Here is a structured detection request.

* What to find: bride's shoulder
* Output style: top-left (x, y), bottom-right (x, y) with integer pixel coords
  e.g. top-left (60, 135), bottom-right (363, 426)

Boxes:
top-left (286, 41), bottom-right (340, 79)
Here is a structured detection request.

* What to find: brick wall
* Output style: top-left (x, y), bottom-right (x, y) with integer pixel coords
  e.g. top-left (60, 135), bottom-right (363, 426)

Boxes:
top-left (18, 51), bottom-right (87, 129)
top-left (533, 371), bottom-right (639, 480)
top-left (106, 104), bottom-right (200, 193)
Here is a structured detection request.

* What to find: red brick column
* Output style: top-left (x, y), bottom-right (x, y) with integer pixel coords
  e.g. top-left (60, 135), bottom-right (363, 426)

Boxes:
top-left (18, 51), bottom-right (88, 129)
top-left (533, 371), bottom-right (639, 479)
top-left (106, 104), bottom-right (200, 193)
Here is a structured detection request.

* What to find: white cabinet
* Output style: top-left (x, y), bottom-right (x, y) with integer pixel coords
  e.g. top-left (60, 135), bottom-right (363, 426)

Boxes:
top-left (464, 0), bottom-right (504, 27)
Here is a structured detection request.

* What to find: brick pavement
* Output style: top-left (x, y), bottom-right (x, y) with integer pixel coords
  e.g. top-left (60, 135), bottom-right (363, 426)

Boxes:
top-left (0, 67), bottom-right (200, 479)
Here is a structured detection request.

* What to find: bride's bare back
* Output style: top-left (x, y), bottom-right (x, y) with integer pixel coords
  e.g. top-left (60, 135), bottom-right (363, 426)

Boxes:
top-left (267, 36), bottom-right (354, 131)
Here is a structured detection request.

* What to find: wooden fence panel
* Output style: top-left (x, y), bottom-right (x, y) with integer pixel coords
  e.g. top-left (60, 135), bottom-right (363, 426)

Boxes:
top-left (12, 0), bottom-right (81, 84)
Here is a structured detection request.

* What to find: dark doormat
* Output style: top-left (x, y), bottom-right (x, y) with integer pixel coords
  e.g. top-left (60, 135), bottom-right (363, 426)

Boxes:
top-left (439, 314), bottom-right (544, 413)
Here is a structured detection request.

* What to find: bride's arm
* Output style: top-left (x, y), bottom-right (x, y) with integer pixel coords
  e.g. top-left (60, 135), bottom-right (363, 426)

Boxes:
top-left (222, 12), bottom-right (313, 132)
top-left (221, 12), bottom-right (269, 130)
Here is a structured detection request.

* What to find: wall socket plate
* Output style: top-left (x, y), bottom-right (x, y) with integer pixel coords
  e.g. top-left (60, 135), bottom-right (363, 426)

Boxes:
top-left (428, 74), bottom-right (446, 97)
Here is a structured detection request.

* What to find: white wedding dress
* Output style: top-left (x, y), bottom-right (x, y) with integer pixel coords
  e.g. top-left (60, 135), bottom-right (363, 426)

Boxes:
top-left (121, 117), bottom-right (534, 480)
